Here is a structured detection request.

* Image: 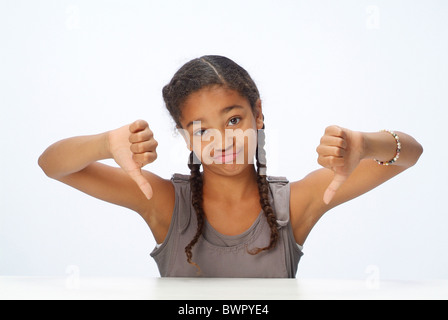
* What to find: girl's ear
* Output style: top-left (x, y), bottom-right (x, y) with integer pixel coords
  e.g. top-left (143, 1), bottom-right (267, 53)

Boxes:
top-left (177, 126), bottom-right (193, 151)
top-left (255, 99), bottom-right (264, 130)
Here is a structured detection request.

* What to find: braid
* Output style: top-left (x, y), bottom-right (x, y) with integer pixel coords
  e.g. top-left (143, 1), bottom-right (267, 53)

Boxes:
top-left (249, 124), bottom-right (279, 255)
top-left (185, 151), bottom-right (204, 273)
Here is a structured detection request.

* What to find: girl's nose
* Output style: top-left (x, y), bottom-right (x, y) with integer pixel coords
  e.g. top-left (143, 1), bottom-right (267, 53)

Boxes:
top-left (217, 133), bottom-right (235, 152)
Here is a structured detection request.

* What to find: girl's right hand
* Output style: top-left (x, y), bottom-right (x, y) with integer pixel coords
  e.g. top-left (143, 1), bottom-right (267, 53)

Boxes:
top-left (107, 120), bottom-right (158, 200)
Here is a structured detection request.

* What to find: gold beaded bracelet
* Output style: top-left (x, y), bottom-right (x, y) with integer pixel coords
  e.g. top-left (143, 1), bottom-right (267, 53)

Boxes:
top-left (374, 130), bottom-right (401, 165)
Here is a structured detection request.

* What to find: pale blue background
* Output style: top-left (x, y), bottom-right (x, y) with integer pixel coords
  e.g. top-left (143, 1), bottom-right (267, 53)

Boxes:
top-left (1, 0), bottom-right (447, 280)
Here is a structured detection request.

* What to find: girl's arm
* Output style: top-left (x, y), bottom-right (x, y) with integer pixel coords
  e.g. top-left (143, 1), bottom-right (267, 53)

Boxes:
top-left (290, 126), bottom-right (423, 245)
top-left (38, 120), bottom-right (174, 244)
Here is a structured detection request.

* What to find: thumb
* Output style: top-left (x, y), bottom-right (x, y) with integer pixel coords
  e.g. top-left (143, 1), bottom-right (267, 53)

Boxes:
top-left (323, 173), bottom-right (347, 205)
top-left (127, 168), bottom-right (153, 200)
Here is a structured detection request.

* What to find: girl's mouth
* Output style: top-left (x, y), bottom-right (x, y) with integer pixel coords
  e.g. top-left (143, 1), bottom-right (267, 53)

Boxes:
top-left (213, 149), bottom-right (243, 164)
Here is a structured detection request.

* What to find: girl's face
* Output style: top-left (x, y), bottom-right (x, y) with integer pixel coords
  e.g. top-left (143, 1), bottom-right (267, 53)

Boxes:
top-left (179, 85), bottom-right (263, 176)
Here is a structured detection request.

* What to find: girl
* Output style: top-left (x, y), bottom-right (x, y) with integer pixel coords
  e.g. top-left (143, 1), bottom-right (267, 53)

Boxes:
top-left (39, 55), bottom-right (423, 278)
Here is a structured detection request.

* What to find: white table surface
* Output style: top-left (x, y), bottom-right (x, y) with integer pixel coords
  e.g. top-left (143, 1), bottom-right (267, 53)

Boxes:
top-left (1, 277), bottom-right (447, 300)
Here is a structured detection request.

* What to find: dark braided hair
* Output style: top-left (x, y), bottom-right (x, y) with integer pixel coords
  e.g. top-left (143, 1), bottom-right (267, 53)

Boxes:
top-left (185, 151), bottom-right (204, 270)
top-left (162, 55), bottom-right (279, 269)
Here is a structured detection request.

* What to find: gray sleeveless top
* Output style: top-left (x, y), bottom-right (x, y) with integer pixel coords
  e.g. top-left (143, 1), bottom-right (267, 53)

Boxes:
top-left (150, 173), bottom-right (303, 278)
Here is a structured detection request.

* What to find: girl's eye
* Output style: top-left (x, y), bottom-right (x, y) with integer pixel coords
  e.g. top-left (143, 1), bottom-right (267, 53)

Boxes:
top-left (194, 129), bottom-right (208, 136)
top-left (228, 117), bottom-right (241, 126)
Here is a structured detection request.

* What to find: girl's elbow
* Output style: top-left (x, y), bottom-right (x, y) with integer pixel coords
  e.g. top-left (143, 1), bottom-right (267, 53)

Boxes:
top-left (38, 153), bottom-right (57, 179)
top-left (38, 154), bottom-right (50, 176)
top-left (418, 142), bottom-right (424, 157)
top-left (409, 141), bottom-right (423, 167)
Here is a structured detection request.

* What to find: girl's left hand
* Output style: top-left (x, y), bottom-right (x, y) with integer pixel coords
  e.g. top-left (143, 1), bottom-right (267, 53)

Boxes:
top-left (316, 126), bottom-right (365, 204)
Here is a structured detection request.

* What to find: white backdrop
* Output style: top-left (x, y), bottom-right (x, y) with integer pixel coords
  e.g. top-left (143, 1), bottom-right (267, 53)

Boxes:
top-left (1, 0), bottom-right (447, 281)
